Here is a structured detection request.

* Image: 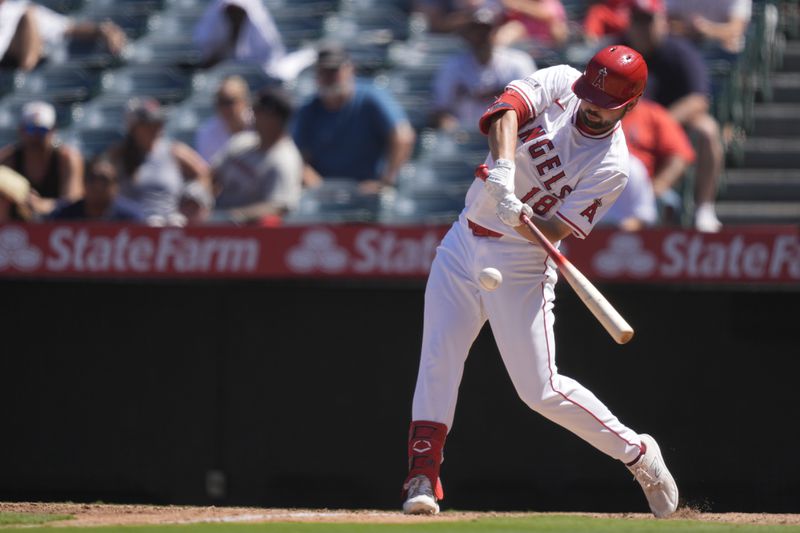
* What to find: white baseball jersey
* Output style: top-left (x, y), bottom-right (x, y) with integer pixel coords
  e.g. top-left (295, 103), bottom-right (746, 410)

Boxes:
top-left (462, 65), bottom-right (629, 246)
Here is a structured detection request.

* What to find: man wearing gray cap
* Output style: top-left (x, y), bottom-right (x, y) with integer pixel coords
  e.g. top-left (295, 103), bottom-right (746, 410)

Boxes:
top-left (292, 43), bottom-right (416, 194)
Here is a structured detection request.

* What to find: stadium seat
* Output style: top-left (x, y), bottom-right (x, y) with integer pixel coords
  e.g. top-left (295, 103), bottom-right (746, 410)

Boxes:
top-left (60, 127), bottom-right (124, 159)
top-left (388, 33), bottom-right (462, 70)
top-left (10, 66), bottom-right (100, 105)
top-left (397, 157), bottom-right (478, 195)
top-left (146, 9), bottom-right (202, 40)
top-left (0, 71), bottom-right (16, 100)
top-left (272, 6), bottom-right (328, 50)
top-left (263, 0), bottom-right (339, 12)
top-left (70, 97), bottom-right (131, 130)
top-left (330, 6), bottom-right (411, 44)
top-left (82, 0), bottom-right (166, 14)
top-left (0, 106), bottom-right (15, 129)
top-left (125, 36), bottom-right (204, 68)
top-left (99, 66), bottom-right (191, 104)
top-left (75, 3), bottom-right (159, 40)
top-left (343, 42), bottom-right (392, 74)
top-left (389, 93), bottom-right (431, 131)
top-left (164, 99), bottom-right (214, 147)
top-left (61, 40), bottom-right (122, 70)
top-left (415, 128), bottom-right (488, 162)
top-left (35, 0), bottom-right (85, 14)
top-left (164, 0), bottom-right (204, 10)
top-left (192, 62), bottom-right (279, 97)
top-left (283, 179), bottom-right (384, 224)
top-left (0, 127), bottom-right (17, 149)
top-left (379, 189), bottom-right (464, 225)
top-left (374, 67), bottom-right (434, 99)
top-left (341, 0), bottom-right (412, 13)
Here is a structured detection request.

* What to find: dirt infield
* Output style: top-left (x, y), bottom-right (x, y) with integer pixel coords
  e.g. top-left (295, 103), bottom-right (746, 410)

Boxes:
top-left (2, 502), bottom-right (800, 527)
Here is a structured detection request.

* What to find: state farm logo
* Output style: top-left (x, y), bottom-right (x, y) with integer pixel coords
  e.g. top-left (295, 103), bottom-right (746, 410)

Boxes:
top-left (0, 227), bottom-right (43, 271)
top-left (589, 231), bottom-right (800, 281)
top-left (0, 226), bottom-right (260, 274)
top-left (286, 228), bottom-right (442, 275)
top-left (286, 229), bottom-right (348, 273)
top-left (593, 233), bottom-right (656, 277)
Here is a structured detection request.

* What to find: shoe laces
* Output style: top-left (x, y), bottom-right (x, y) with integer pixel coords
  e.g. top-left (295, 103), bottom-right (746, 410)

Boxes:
top-left (405, 475), bottom-right (434, 499)
top-left (630, 458), bottom-right (664, 489)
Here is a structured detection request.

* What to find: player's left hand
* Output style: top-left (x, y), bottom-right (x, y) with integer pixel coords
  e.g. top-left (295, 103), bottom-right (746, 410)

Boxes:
top-left (496, 194), bottom-right (532, 227)
top-left (484, 159), bottom-right (515, 204)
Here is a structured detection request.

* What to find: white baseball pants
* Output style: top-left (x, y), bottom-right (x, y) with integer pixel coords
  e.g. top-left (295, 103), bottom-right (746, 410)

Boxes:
top-left (411, 218), bottom-right (643, 463)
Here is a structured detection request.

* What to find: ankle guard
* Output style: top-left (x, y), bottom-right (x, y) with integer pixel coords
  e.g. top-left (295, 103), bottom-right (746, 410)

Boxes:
top-left (403, 420), bottom-right (447, 500)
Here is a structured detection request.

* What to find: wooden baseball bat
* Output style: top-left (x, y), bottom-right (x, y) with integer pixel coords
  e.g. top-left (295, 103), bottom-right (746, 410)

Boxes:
top-left (519, 214), bottom-right (634, 344)
top-left (475, 164), bottom-right (633, 344)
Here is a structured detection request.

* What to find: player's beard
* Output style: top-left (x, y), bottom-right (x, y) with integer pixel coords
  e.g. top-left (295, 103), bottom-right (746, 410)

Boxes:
top-left (578, 108), bottom-right (616, 132)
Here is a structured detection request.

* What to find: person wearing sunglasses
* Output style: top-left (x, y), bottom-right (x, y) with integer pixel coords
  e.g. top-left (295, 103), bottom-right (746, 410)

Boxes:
top-left (49, 157), bottom-right (144, 223)
top-left (195, 75), bottom-right (254, 163)
top-left (0, 101), bottom-right (83, 218)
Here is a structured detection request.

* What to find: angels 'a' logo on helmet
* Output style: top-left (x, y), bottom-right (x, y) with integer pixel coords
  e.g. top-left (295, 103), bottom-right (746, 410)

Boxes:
top-left (592, 67), bottom-right (608, 90)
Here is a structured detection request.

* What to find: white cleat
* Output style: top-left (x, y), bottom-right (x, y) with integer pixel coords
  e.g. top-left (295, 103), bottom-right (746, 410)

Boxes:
top-left (402, 475), bottom-right (440, 515)
top-left (628, 434), bottom-right (679, 518)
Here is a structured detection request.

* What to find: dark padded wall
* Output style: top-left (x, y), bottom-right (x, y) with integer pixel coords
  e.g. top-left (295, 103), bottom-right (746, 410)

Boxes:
top-left (1, 280), bottom-right (797, 512)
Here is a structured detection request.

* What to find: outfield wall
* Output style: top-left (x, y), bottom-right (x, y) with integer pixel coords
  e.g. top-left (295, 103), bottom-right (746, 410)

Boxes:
top-left (1, 279), bottom-right (798, 513)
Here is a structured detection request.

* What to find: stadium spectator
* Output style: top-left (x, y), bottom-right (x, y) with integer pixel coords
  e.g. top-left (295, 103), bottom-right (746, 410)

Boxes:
top-left (584, 0), bottom-right (633, 43)
top-left (0, 101), bottom-right (83, 218)
top-left (0, 0), bottom-right (126, 71)
top-left (211, 86), bottom-right (302, 225)
top-left (600, 156), bottom-right (658, 230)
top-left (193, 0), bottom-right (285, 76)
top-left (432, 6), bottom-right (536, 131)
top-left (292, 43), bottom-right (415, 195)
top-left (625, 0), bottom-right (723, 232)
top-left (50, 157), bottom-right (144, 222)
top-left (0, 165), bottom-right (32, 222)
top-left (621, 98), bottom-right (696, 223)
top-left (666, 0), bottom-right (752, 55)
top-left (103, 98), bottom-right (211, 227)
top-left (178, 181), bottom-right (214, 225)
top-left (496, 0), bottom-right (569, 48)
top-left (195, 75), bottom-right (254, 163)
top-left (413, 0), bottom-right (500, 34)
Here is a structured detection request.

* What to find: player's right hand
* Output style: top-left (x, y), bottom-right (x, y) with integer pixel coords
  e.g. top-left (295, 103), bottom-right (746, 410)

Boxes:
top-left (496, 194), bottom-right (533, 227)
top-left (484, 158), bottom-right (515, 204)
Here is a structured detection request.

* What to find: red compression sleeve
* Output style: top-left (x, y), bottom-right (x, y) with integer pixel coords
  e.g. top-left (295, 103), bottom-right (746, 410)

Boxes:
top-left (479, 88), bottom-right (533, 135)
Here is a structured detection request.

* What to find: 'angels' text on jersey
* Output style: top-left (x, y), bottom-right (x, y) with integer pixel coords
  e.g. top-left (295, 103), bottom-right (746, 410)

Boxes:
top-left (462, 65), bottom-right (630, 244)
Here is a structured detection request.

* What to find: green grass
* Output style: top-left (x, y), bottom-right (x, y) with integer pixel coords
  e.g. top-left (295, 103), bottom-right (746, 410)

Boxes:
top-left (0, 511), bottom-right (72, 526)
top-left (4, 516), bottom-right (800, 533)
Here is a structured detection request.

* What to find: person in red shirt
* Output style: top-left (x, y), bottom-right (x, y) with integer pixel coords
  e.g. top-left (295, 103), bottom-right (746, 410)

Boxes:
top-left (584, 0), bottom-right (632, 42)
top-left (621, 98), bottom-right (696, 222)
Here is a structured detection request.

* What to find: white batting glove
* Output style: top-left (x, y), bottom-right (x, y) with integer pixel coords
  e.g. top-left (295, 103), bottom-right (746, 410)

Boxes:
top-left (484, 159), bottom-right (515, 204)
top-left (496, 195), bottom-right (533, 227)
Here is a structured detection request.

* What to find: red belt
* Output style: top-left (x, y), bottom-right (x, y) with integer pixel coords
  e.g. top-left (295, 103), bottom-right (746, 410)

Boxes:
top-left (468, 219), bottom-right (503, 238)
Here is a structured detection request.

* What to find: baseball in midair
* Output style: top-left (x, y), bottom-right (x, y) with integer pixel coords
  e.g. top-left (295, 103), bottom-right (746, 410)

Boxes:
top-left (478, 267), bottom-right (503, 291)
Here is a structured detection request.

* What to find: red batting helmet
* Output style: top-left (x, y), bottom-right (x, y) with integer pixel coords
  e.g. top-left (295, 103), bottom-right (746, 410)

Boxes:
top-left (572, 45), bottom-right (648, 110)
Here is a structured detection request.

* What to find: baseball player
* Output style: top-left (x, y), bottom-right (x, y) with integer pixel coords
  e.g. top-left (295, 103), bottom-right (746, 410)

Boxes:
top-left (401, 45), bottom-right (678, 518)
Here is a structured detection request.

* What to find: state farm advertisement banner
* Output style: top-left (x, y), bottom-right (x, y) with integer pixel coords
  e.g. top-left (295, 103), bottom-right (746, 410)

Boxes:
top-left (0, 223), bottom-right (797, 284)
top-left (560, 227), bottom-right (800, 284)
top-left (0, 223), bottom-right (445, 279)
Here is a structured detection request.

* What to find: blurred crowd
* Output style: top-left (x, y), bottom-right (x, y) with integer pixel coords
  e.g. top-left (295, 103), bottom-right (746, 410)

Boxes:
top-left (0, 0), bottom-right (785, 232)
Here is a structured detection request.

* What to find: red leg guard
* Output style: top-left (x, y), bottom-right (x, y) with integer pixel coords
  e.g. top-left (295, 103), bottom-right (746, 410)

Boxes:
top-left (402, 420), bottom-right (447, 500)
